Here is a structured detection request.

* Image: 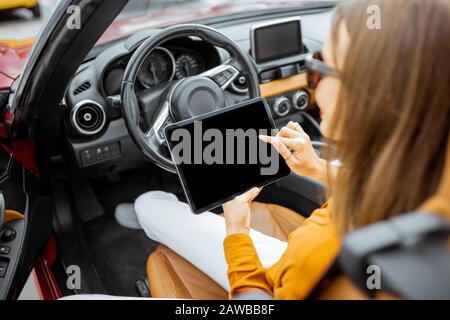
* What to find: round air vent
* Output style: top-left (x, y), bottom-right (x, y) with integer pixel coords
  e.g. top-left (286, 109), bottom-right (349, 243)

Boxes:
top-left (70, 100), bottom-right (106, 136)
top-left (292, 90), bottom-right (310, 110)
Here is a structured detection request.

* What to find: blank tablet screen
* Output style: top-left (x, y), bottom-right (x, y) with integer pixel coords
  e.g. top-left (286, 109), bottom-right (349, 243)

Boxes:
top-left (165, 98), bottom-right (290, 213)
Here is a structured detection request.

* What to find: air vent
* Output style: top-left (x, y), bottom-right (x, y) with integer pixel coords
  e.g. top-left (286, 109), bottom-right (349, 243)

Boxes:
top-left (73, 81), bottom-right (92, 95)
top-left (71, 100), bottom-right (106, 136)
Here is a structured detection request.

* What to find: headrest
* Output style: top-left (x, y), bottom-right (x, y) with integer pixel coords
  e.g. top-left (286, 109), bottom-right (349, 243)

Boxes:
top-left (420, 133), bottom-right (450, 221)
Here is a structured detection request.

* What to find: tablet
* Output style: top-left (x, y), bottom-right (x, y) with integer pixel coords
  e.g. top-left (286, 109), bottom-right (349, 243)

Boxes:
top-left (164, 98), bottom-right (290, 214)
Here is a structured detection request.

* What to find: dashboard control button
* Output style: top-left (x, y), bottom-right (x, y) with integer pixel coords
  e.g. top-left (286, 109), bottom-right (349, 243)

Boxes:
top-left (80, 142), bottom-right (121, 167)
top-left (110, 143), bottom-right (120, 156)
top-left (103, 145), bottom-right (112, 158)
top-left (292, 90), bottom-right (310, 110)
top-left (158, 129), bottom-right (165, 140)
top-left (0, 246), bottom-right (10, 255)
top-left (260, 69), bottom-right (277, 82)
top-left (95, 147), bottom-right (104, 160)
top-left (230, 75), bottom-right (248, 94)
top-left (106, 95), bottom-right (122, 108)
top-left (157, 118), bottom-right (172, 141)
top-left (80, 149), bottom-right (93, 165)
top-left (213, 69), bottom-right (235, 87)
top-left (277, 65), bottom-right (296, 79)
top-left (0, 228), bottom-right (16, 243)
top-left (272, 96), bottom-right (291, 117)
top-left (0, 259), bottom-right (8, 277)
top-left (296, 61), bottom-right (306, 73)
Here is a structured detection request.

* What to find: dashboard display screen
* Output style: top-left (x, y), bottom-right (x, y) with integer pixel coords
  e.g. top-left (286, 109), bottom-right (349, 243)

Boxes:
top-left (252, 19), bottom-right (303, 64)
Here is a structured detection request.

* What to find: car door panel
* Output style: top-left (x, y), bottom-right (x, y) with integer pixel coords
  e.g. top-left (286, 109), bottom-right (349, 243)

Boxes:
top-left (0, 0), bottom-right (129, 299)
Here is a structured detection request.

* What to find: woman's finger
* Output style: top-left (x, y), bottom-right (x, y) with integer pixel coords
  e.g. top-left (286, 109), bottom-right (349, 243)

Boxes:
top-left (259, 135), bottom-right (292, 160)
top-left (279, 126), bottom-right (301, 138)
top-left (277, 136), bottom-right (306, 151)
top-left (287, 121), bottom-right (305, 134)
top-left (237, 187), bottom-right (261, 203)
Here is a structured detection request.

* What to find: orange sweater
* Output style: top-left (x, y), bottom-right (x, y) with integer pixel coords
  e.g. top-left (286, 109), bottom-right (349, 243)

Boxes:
top-left (223, 202), bottom-right (340, 299)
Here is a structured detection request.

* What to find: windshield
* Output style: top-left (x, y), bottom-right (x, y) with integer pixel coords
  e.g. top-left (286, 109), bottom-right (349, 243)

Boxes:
top-left (99, 0), bottom-right (336, 44)
top-left (0, 0), bottom-right (335, 46)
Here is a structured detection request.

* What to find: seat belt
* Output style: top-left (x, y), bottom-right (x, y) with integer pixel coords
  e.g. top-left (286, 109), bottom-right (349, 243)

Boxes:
top-left (311, 213), bottom-right (450, 299)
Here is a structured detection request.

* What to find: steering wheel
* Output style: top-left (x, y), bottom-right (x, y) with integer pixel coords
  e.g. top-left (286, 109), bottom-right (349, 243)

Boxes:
top-left (121, 24), bottom-right (260, 172)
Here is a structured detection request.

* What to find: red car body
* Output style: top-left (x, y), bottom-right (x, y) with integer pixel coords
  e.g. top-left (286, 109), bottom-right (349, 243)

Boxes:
top-left (0, 41), bottom-right (32, 89)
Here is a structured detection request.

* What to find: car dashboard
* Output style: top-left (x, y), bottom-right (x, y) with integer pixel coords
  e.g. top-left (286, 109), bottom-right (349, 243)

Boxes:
top-left (101, 37), bottom-right (222, 98)
top-left (63, 9), bottom-right (333, 176)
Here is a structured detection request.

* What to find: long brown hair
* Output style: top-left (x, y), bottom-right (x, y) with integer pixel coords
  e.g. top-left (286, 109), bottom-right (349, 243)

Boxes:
top-left (328, 0), bottom-right (450, 234)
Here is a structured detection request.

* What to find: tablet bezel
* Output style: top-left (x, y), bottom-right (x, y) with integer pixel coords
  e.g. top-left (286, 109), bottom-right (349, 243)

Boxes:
top-left (164, 97), bottom-right (291, 214)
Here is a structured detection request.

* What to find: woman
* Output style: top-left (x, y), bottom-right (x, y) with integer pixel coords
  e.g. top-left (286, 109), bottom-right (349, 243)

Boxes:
top-left (134, 0), bottom-right (450, 299)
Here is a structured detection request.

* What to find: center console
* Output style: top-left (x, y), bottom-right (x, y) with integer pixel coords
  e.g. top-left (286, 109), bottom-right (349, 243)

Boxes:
top-left (249, 17), bottom-right (315, 123)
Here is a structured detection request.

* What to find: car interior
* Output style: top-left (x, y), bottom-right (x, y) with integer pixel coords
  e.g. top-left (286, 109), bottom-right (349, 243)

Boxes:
top-left (54, 4), bottom-right (332, 298)
top-left (57, 9), bottom-right (331, 298)
top-left (0, 0), bottom-right (448, 300)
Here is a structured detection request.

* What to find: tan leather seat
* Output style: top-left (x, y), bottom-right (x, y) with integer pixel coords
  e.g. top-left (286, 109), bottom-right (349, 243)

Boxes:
top-left (146, 202), bottom-right (305, 299)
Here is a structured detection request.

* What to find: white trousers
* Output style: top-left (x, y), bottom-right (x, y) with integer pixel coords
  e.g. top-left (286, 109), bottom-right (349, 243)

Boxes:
top-left (134, 191), bottom-right (288, 291)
